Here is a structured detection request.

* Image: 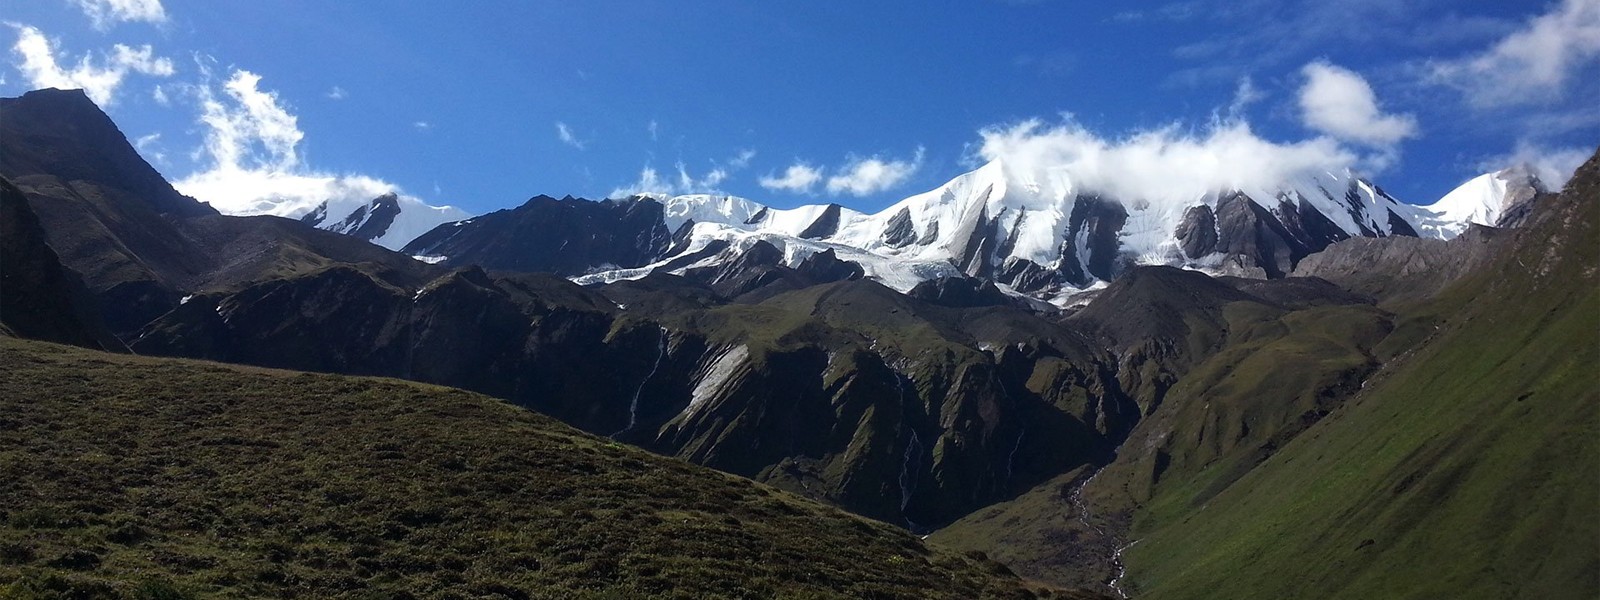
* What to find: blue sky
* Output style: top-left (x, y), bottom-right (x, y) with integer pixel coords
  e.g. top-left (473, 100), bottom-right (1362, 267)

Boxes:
top-left (4, 0), bottom-right (1597, 217)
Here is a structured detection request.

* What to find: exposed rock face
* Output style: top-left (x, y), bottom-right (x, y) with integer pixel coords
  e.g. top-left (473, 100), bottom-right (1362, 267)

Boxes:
top-left (1174, 205), bottom-right (1218, 259)
top-left (796, 203), bottom-right (845, 239)
top-left (1291, 225), bottom-right (1505, 305)
top-left (907, 276), bottom-right (1014, 308)
top-left (301, 192), bottom-right (404, 243)
top-left (131, 266), bottom-right (1132, 528)
top-left (882, 207), bottom-right (918, 247)
top-left (402, 195), bottom-right (672, 275)
top-left (0, 176), bottom-right (122, 351)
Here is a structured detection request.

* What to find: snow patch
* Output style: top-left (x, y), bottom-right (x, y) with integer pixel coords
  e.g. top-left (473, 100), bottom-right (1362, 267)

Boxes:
top-left (683, 345), bottom-right (749, 421)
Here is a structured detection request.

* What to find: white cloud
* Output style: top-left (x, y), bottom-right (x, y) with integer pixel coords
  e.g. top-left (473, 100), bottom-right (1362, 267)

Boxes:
top-left (133, 132), bottom-right (164, 163)
top-left (611, 161), bottom-right (733, 198)
top-left (1483, 140), bottom-right (1593, 190)
top-left (9, 24), bottom-right (174, 106)
top-left (413, 121), bottom-right (431, 131)
top-left (974, 117), bottom-right (1365, 205)
top-left (151, 83), bottom-right (168, 105)
top-left (1431, 0), bottom-right (1600, 107)
top-left (73, 0), bottom-right (167, 30)
top-left (1227, 76), bottom-right (1264, 118)
top-left (556, 121), bottom-right (586, 150)
top-left (326, 86), bottom-right (346, 100)
top-left (611, 149), bottom-right (761, 198)
top-left (647, 119), bottom-right (659, 141)
top-left (825, 148), bottom-right (925, 196)
top-left (610, 166), bottom-right (670, 198)
top-left (1298, 61), bottom-right (1417, 148)
top-left (173, 69), bottom-right (421, 218)
top-left (759, 163), bottom-right (824, 194)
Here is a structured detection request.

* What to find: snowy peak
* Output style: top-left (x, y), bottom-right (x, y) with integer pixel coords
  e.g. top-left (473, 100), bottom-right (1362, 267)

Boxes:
top-left (1418, 164), bottom-right (1549, 239)
top-left (577, 158), bottom-right (1471, 305)
top-left (298, 193), bottom-right (468, 250)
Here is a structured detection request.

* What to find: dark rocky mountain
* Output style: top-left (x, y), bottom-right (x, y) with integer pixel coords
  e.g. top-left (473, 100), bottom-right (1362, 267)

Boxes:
top-left (130, 261), bottom-right (1133, 527)
top-left (0, 176), bottom-right (122, 351)
top-left (0, 88), bottom-right (440, 337)
top-left (402, 194), bottom-right (673, 275)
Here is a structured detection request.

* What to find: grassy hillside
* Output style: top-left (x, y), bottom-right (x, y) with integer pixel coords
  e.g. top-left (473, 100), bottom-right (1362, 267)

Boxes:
top-left (0, 337), bottom-right (1093, 600)
top-left (932, 288), bottom-right (1395, 592)
top-left (1119, 157), bottom-right (1600, 599)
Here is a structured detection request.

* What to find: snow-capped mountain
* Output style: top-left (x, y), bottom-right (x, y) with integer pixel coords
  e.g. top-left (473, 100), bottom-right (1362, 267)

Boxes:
top-left (298, 192), bottom-right (469, 250)
top-left (569, 159), bottom-right (1486, 304)
top-left (1413, 164), bottom-right (1549, 238)
top-left (402, 158), bottom-right (1531, 306)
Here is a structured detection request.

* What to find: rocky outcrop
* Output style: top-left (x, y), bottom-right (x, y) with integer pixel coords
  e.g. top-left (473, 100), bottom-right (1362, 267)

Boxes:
top-left (0, 176), bottom-right (123, 351)
top-left (1291, 225), bottom-right (1505, 305)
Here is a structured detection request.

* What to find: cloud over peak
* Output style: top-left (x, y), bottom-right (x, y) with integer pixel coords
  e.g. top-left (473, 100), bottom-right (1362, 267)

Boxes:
top-left (975, 117), bottom-right (1361, 204)
top-left (173, 68), bottom-right (429, 219)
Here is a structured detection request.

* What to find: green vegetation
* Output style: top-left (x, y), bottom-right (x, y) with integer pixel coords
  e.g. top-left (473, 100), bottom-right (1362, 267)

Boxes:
top-left (1118, 167), bottom-right (1600, 598)
top-left (0, 337), bottom-right (1064, 599)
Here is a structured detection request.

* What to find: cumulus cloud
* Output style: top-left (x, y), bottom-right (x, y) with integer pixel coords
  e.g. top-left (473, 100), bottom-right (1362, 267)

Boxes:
top-left (9, 24), bottom-right (174, 106)
top-left (73, 0), bottom-right (167, 30)
top-left (1430, 0), bottom-right (1600, 107)
top-left (759, 163), bottom-right (825, 194)
top-left (556, 121), bottom-right (586, 150)
top-left (173, 69), bottom-right (420, 218)
top-left (825, 148), bottom-right (925, 196)
top-left (1298, 62), bottom-right (1417, 148)
top-left (974, 117), bottom-right (1363, 204)
top-left (1483, 140), bottom-right (1593, 189)
top-left (326, 86), bottom-right (346, 100)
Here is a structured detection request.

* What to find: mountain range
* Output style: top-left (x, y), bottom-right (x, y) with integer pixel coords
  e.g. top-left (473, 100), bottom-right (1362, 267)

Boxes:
top-left (386, 144), bottom-right (1542, 309)
top-left (1, 87), bottom-right (1594, 599)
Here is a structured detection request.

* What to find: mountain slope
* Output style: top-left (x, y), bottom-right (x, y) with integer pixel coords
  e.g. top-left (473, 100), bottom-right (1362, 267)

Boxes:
top-left (1112, 150), bottom-right (1600, 599)
top-left (0, 177), bottom-right (122, 351)
top-left (0, 337), bottom-right (1094, 599)
top-left (0, 89), bottom-right (443, 336)
top-left (130, 264), bottom-right (1134, 529)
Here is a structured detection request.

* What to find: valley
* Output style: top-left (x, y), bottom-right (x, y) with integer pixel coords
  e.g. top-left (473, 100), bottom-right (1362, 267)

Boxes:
top-left (1, 85), bottom-right (1596, 599)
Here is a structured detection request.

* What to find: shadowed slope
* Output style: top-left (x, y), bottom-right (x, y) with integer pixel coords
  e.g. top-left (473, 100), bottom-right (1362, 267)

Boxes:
top-left (0, 337), bottom-right (1102, 599)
